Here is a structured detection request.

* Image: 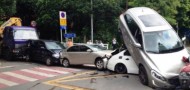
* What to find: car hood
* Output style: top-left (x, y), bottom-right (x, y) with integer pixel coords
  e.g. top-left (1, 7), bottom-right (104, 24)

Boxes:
top-left (147, 49), bottom-right (189, 77)
top-left (97, 50), bottom-right (113, 57)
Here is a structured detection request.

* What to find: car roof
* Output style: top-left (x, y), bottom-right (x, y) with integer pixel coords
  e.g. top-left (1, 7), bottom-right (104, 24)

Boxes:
top-left (7, 26), bottom-right (36, 30)
top-left (124, 7), bottom-right (172, 32)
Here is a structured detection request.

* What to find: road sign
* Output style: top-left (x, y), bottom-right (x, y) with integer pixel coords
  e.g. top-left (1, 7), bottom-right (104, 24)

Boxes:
top-left (59, 11), bottom-right (67, 26)
top-left (64, 33), bottom-right (76, 38)
top-left (59, 11), bottom-right (66, 19)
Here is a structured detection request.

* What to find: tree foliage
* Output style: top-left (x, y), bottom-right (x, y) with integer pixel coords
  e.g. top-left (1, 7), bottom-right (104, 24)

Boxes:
top-left (1, 0), bottom-right (190, 44)
top-left (0, 0), bottom-right (16, 24)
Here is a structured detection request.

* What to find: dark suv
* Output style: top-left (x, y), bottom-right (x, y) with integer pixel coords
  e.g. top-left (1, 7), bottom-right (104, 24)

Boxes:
top-left (26, 40), bottom-right (65, 65)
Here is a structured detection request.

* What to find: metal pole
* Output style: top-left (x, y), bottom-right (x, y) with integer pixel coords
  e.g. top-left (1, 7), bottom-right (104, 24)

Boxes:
top-left (91, 0), bottom-right (93, 43)
top-left (65, 28), bottom-right (67, 42)
top-left (60, 29), bottom-right (62, 42)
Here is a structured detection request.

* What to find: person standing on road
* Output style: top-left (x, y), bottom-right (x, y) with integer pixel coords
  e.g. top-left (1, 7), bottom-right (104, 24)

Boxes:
top-left (112, 38), bottom-right (117, 50)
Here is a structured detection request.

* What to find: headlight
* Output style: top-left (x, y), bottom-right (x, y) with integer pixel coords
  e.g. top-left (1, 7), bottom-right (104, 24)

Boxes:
top-left (151, 70), bottom-right (166, 81)
top-left (52, 53), bottom-right (59, 58)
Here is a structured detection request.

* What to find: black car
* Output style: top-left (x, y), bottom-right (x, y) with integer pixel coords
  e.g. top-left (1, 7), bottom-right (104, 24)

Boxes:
top-left (26, 40), bottom-right (65, 65)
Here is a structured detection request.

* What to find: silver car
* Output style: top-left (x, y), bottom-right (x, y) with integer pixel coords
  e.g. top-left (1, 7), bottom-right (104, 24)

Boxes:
top-left (60, 44), bottom-right (112, 70)
top-left (119, 7), bottom-right (189, 88)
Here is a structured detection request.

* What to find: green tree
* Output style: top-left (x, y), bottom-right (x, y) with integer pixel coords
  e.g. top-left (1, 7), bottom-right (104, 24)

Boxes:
top-left (177, 0), bottom-right (190, 28)
top-left (0, 0), bottom-right (16, 24)
top-left (129, 0), bottom-right (180, 26)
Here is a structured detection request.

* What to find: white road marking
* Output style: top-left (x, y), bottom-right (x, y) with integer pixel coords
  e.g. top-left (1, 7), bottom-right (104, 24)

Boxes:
top-left (0, 78), bottom-right (18, 86)
top-left (21, 69), bottom-right (56, 77)
top-left (3, 72), bottom-right (37, 81)
top-left (38, 67), bottom-right (69, 74)
top-left (0, 66), bottom-right (14, 69)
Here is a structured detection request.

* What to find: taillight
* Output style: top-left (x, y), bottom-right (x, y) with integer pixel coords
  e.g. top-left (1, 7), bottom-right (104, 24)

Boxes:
top-left (182, 56), bottom-right (189, 63)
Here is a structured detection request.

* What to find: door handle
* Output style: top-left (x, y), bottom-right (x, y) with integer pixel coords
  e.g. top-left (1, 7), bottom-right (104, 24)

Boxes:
top-left (126, 58), bottom-right (129, 60)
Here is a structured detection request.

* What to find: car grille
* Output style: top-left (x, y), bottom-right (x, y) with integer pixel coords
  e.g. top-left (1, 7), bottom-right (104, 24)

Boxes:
top-left (168, 76), bottom-right (180, 86)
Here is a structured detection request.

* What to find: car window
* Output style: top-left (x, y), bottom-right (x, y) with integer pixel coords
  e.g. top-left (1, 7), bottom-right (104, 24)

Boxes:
top-left (45, 41), bottom-right (65, 49)
top-left (124, 14), bottom-right (142, 44)
top-left (124, 50), bottom-right (131, 56)
top-left (37, 41), bottom-right (45, 48)
top-left (67, 46), bottom-right (80, 52)
top-left (80, 45), bottom-right (90, 52)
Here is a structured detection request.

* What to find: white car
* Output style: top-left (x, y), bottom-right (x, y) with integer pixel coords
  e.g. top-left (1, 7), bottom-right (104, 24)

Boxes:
top-left (107, 49), bottom-right (138, 74)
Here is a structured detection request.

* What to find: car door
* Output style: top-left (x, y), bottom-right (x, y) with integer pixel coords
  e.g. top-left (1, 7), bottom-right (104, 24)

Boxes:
top-left (66, 46), bottom-right (81, 64)
top-left (123, 14), bottom-right (144, 64)
top-left (79, 45), bottom-right (93, 64)
top-left (37, 41), bottom-right (48, 62)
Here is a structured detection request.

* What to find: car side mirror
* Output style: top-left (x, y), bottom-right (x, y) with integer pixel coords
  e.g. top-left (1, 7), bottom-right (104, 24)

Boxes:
top-left (134, 43), bottom-right (141, 48)
top-left (182, 36), bottom-right (186, 41)
top-left (40, 46), bottom-right (45, 49)
top-left (87, 49), bottom-right (92, 52)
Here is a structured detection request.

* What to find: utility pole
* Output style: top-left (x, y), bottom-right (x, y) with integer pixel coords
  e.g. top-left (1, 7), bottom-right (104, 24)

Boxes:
top-left (126, 0), bottom-right (128, 10)
top-left (91, 0), bottom-right (94, 43)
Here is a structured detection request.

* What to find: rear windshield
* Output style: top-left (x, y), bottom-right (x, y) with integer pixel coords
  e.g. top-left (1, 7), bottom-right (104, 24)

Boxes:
top-left (14, 29), bottom-right (38, 40)
top-left (138, 14), bottom-right (167, 27)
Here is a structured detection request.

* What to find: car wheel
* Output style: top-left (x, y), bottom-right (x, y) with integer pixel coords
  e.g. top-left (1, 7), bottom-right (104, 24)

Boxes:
top-left (62, 59), bottom-right (70, 67)
top-left (115, 63), bottom-right (127, 74)
top-left (139, 65), bottom-right (148, 85)
top-left (95, 59), bottom-right (104, 70)
top-left (45, 57), bottom-right (52, 66)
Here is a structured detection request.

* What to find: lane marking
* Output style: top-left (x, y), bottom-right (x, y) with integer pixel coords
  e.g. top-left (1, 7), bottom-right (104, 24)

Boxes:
top-left (44, 71), bottom-right (126, 90)
top-left (0, 78), bottom-right (18, 86)
top-left (21, 69), bottom-right (56, 77)
top-left (44, 71), bottom-right (95, 83)
top-left (0, 66), bottom-right (14, 69)
top-left (0, 64), bottom-right (30, 69)
top-left (38, 67), bottom-right (69, 74)
top-left (58, 74), bottom-right (124, 83)
top-left (3, 72), bottom-right (37, 81)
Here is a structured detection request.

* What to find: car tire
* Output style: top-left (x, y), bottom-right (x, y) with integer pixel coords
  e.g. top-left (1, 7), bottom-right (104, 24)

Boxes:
top-left (62, 59), bottom-right (70, 67)
top-left (45, 57), bottom-right (52, 66)
top-left (139, 65), bottom-right (148, 85)
top-left (95, 59), bottom-right (104, 70)
top-left (115, 63), bottom-right (127, 74)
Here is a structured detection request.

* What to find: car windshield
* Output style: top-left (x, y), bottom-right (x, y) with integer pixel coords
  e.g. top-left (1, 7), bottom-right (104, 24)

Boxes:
top-left (45, 41), bottom-right (65, 50)
top-left (88, 45), bottom-right (104, 51)
top-left (14, 29), bottom-right (38, 40)
top-left (144, 29), bottom-right (184, 53)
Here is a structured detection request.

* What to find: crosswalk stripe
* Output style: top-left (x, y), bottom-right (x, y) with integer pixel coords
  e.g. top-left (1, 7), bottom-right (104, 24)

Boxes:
top-left (21, 69), bottom-right (56, 77)
top-left (3, 72), bottom-right (38, 81)
top-left (38, 67), bottom-right (69, 74)
top-left (0, 78), bottom-right (18, 86)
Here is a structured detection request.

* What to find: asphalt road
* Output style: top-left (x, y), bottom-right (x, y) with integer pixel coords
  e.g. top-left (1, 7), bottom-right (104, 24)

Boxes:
top-left (0, 59), bottom-right (154, 90)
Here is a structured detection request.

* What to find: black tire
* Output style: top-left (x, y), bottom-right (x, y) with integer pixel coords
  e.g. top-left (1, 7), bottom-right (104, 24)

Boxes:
top-left (139, 65), bottom-right (148, 85)
top-left (62, 59), bottom-right (70, 67)
top-left (95, 58), bottom-right (104, 70)
top-left (45, 57), bottom-right (52, 66)
top-left (115, 63), bottom-right (127, 74)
